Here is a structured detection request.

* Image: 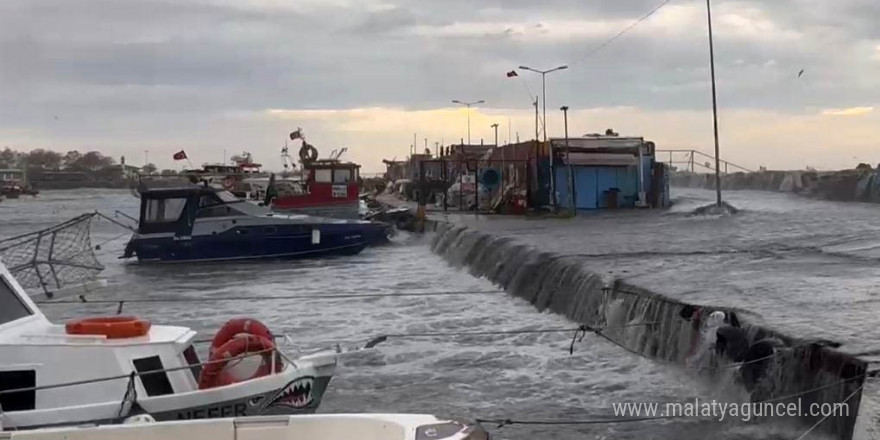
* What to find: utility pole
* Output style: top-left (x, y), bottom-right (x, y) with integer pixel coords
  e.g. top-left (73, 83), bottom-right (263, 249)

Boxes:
top-left (707, 0), bottom-right (722, 207)
top-left (561, 106), bottom-right (574, 211)
top-left (491, 123), bottom-right (499, 147)
top-left (452, 99), bottom-right (484, 145)
top-left (534, 98), bottom-right (540, 203)
top-left (144, 150), bottom-right (149, 166)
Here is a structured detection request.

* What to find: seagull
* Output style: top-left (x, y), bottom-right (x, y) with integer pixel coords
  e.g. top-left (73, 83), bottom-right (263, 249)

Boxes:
top-left (798, 69), bottom-right (805, 78)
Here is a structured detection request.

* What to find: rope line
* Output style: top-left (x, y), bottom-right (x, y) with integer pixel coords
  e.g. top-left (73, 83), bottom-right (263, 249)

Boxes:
top-left (0, 346), bottom-right (277, 397)
top-left (568, 0), bottom-right (674, 66)
top-left (36, 290), bottom-right (502, 308)
top-left (792, 384), bottom-right (865, 440)
top-left (476, 415), bottom-right (678, 427)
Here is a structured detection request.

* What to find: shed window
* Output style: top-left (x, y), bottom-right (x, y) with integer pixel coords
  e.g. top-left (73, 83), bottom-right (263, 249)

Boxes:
top-left (133, 356), bottom-right (174, 397)
top-left (144, 198), bottom-right (187, 223)
top-left (0, 370), bottom-right (35, 411)
top-left (314, 169), bottom-right (332, 183)
top-left (0, 277), bottom-right (33, 325)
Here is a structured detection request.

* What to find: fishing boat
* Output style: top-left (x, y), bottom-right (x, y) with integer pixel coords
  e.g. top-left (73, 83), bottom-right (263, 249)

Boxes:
top-left (121, 178), bottom-right (389, 263)
top-left (252, 132), bottom-right (361, 219)
top-left (1, 413), bottom-right (488, 439)
top-left (0, 260), bottom-right (341, 431)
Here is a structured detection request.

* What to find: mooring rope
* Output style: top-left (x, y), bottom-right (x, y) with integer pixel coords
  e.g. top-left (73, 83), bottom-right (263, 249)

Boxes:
top-left (475, 374), bottom-right (873, 431)
top-left (37, 290), bottom-right (503, 313)
top-left (475, 415), bottom-right (678, 427)
top-left (791, 384), bottom-right (865, 440)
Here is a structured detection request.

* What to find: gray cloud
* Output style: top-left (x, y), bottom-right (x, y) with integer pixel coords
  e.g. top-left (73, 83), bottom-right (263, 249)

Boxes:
top-left (1, 0), bottom-right (879, 165)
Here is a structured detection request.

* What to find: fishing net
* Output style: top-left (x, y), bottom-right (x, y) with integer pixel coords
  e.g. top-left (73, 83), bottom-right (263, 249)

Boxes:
top-left (0, 213), bottom-right (104, 296)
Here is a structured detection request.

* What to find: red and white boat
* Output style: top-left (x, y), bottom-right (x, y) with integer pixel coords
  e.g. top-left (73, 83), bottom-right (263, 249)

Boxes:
top-left (249, 133), bottom-right (362, 219)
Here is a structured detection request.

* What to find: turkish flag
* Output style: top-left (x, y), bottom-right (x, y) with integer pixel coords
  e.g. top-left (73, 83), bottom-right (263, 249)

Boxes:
top-left (173, 150), bottom-right (187, 160)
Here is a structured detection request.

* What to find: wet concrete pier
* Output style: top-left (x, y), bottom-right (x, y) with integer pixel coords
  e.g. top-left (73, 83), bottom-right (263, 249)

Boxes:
top-left (382, 187), bottom-right (880, 439)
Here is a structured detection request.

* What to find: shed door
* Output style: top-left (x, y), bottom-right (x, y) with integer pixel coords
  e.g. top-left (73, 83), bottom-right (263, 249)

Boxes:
top-left (575, 167), bottom-right (598, 209)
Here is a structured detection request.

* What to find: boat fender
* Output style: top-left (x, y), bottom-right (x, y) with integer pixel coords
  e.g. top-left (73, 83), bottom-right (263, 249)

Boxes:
top-left (65, 316), bottom-right (152, 339)
top-left (299, 143), bottom-right (318, 163)
top-left (209, 318), bottom-right (276, 357)
top-left (198, 334), bottom-right (279, 389)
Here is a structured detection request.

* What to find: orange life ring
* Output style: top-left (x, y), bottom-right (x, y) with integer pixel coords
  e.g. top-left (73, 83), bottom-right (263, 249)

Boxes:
top-left (198, 334), bottom-right (279, 389)
top-left (209, 318), bottom-right (275, 357)
top-left (65, 316), bottom-right (151, 339)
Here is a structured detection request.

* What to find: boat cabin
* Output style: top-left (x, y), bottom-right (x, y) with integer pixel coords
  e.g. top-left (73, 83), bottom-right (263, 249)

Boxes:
top-left (269, 160), bottom-right (360, 214)
top-left (134, 182), bottom-right (267, 236)
top-left (0, 261), bottom-right (201, 428)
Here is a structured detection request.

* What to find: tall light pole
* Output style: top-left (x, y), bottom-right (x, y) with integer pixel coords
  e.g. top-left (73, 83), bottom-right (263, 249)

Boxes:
top-left (561, 106), bottom-right (574, 211)
top-left (518, 65), bottom-right (567, 143)
top-left (452, 99), bottom-right (485, 145)
top-left (519, 65), bottom-right (567, 208)
top-left (143, 150), bottom-right (149, 166)
top-left (706, 0), bottom-right (722, 207)
top-left (492, 122), bottom-right (505, 189)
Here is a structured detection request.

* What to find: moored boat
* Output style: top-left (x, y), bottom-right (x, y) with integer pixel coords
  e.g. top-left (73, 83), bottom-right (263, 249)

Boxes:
top-left (122, 178), bottom-right (389, 263)
top-left (255, 132), bottom-right (361, 219)
top-left (0, 261), bottom-right (339, 431)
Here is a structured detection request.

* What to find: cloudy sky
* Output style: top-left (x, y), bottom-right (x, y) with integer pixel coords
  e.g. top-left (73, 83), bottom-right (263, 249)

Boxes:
top-left (2, 0), bottom-right (879, 172)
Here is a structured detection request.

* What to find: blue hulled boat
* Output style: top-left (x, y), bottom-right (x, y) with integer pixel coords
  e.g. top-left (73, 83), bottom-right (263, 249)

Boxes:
top-left (122, 179), bottom-right (390, 263)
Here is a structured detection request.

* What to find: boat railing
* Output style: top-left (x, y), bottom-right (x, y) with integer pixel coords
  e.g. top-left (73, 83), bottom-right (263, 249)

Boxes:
top-left (0, 345), bottom-right (295, 401)
top-left (656, 149), bottom-right (754, 173)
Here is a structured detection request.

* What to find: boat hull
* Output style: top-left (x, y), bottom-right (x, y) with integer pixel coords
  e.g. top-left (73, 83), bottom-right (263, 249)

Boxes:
top-left (128, 222), bottom-right (388, 263)
top-left (2, 359), bottom-right (335, 431)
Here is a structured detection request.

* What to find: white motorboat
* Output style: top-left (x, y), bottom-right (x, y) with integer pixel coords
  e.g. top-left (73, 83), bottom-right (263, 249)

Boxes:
top-left (0, 260), bottom-right (339, 431)
top-left (0, 414), bottom-right (488, 440)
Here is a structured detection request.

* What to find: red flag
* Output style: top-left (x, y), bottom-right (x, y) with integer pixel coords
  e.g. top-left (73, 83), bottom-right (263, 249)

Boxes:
top-left (506, 70), bottom-right (518, 78)
top-left (173, 150), bottom-right (187, 161)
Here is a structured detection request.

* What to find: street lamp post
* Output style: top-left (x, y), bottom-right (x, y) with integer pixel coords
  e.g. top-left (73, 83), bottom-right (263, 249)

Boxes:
top-left (561, 106), bottom-right (574, 212)
top-left (519, 65), bottom-right (567, 207)
top-left (706, 0), bottom-right (722, 207)
top-left (452, 99), bottom-right (485, 145)
top-left (518, 65), bottom-right (567, 143)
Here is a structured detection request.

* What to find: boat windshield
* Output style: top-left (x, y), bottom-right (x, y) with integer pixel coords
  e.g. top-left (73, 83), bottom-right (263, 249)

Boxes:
top-left (0, 276), bottom-right (33, 325)
top-left (215, 190), bottom-right (241, 203)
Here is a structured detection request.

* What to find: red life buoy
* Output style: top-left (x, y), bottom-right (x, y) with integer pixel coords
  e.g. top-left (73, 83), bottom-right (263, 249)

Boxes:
top-left (209, 318), bottom-right (275, 357)
top-left (222, 176), bottom-right (235, 190)
top-left (198, 334), bottom-right (279, 389)
top-left (66, 316), bottom-right (151, 339)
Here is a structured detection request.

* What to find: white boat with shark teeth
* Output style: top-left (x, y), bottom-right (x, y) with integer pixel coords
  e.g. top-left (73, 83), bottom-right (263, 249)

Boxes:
top-left (0, 260), bottom-right (340, 431)
top-left (0, 414), bottom-right (488, 440)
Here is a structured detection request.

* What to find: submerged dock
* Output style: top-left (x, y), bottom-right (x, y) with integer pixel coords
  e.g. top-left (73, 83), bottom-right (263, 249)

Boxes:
top-left (382, 187), bottom-right (880, 440)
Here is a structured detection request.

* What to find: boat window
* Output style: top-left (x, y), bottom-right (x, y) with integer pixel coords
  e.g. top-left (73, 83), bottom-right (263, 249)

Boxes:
top-left (0, 277), bottom-right (33, 325)
top-left (333, 169), bottom-right (352, 183)
top-left (182, 345), bottom-right (202, 382)
top-left (198, 194), bottom-right (222, 208)
top-left (353, 168), bottom-right (359, 181)
top-left (0, 370), bottom-right (36, 411)
top-left (133, 356), bottom-right (174, 397)
top-left (314, 169), bottom-right (332, 183)
top-left (144, 198), bottom-right (187, 223)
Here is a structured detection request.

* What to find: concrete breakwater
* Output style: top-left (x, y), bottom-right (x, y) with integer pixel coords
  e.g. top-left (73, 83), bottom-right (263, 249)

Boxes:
top-left (424, 220), bottom-right (869, 439)
top-left (671, 169), bottom-right (880, 203)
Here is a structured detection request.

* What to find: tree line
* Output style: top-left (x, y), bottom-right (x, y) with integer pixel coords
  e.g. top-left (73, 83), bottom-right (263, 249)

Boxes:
top-left (0, 147), bottom-right (178, 178)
